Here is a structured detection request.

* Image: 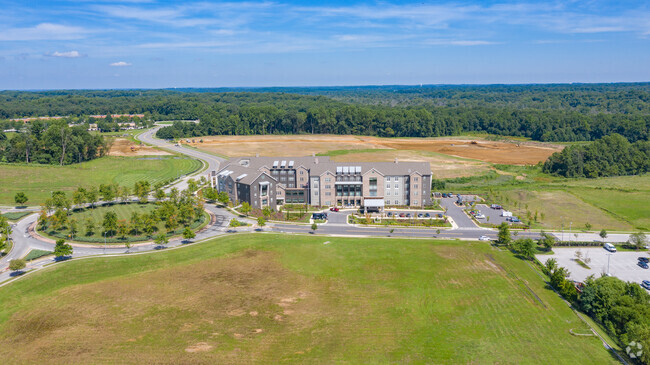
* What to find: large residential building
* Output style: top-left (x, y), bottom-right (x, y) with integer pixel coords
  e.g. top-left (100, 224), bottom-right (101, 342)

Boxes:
top-left (209, 156), bottom-right (432, 211)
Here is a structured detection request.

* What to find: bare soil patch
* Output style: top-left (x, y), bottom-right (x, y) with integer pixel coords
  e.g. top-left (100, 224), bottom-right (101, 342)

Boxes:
top-left (189, 135), bottom-right (561, 166)
top-left (108, 138), bottom-right (170, 156)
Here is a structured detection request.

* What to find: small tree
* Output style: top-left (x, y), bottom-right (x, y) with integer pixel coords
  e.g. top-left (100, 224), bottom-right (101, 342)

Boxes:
top-left (574, 249), bottom-right (583, 262)
top-left (217, 191), bottom-right (230, 206)
top-left (154, 233), bottom-right (168, 247)
top-left (515, 238), bottom-right (535, 260)
top-left (311, 222), bottom-right (318, 232)
top-left (262, 206), bottom-right (273, 218)
top-left (240, 202), bottom-right (252, 215)
top-left (68, 218), bottom-right (78, 240)
top-left (257, 216), bottom-right (266, 228)
top-left (85, 218), bottom-right (95, 236)
top-left (14, 192), bottom-right (28, 206)
top-left (54, 239), bottom-right (73, 258)
top-left (154, 188), bottom-right (166, 202)
top-left (544, 258), bottom-right (557, 275)
top-left (124, 240), bottom-right (132, 253)
top-left (9, 259), bottom-right (26, 271)
top-left (73, 187), bottom-right (87, 208)
top-left (497, 222), bottom-right (511, 246)
top-left (538, 231), bottom-right (555, 251)
top-left (599, 229), bottom-right (608, 242)
top-left (183, 227), bottom-right (196, 242)
top-left (85, 187), bottom-right (99, 209)
top-left (584, 222), bottom-right (592, 231)
top-left (117, 220), bottom-right (129, 239)
top-left (102, 211), bottom-right (118, 236)
top-left (629, 231), bottom-right (648, 250)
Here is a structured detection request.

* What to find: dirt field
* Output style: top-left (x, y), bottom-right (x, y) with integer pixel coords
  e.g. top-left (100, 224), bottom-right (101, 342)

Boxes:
top-left (188, 135), bottom-right (561, 165)
top-left (109, 138), bottom-right (170, 156)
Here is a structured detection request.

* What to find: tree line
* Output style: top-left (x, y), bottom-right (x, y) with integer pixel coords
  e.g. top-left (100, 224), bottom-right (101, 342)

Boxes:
top-left (543, 134), bottom-right (650, 178)
top-left (1, 88), bottom-right (649, 143)
top-left (0, 120), bottom-right (107, 165)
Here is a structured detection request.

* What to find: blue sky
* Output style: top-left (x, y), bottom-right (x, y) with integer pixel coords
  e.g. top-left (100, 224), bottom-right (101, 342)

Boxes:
top-left (1, 0), bottom-right (649, 89)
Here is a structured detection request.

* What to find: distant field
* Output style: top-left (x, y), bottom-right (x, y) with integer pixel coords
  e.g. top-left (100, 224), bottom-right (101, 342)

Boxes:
top-left (0, 234), bottom-right (616, 364)
top-left (567, 188), bottom-right (650, 230)
top-left (0, 156), bottom-right (201, 206)
top-left (108, 138), bottom-right (170, 157)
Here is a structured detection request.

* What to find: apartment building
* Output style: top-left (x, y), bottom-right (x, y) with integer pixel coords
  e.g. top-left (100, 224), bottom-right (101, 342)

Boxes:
top-left (209, 156), bottom-right (432, 211)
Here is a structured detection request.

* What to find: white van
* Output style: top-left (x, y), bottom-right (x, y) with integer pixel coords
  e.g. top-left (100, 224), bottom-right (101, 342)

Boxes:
top-left (603, 243), bottom-right (617, 252)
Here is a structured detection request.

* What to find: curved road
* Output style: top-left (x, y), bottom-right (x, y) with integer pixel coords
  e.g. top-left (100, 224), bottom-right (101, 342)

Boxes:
top-left (0, 126), bottom-right (542, 284)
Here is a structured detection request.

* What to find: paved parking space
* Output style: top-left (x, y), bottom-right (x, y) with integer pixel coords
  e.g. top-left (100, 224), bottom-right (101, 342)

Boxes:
top-left (474, 204), bottom-right (513, 225)
top-left (537, 247), bottom-right (650, 286)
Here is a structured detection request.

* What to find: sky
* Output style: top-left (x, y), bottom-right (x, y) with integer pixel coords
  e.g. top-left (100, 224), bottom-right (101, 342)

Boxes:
top-left (1, 0), bottom-right (649, 90)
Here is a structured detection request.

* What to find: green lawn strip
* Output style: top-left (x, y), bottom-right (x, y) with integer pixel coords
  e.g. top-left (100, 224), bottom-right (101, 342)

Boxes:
top-left (0, 235), bottom-right (616, 363)
top-left (0, 211), bottom-right (32, 221)
top-left (22, 249), bottom-right (53, 261)
top-left (0, 156), bottom-right (201, 205)
top-left (39, 203), bottom-right (209, 244)
top-left (566, 187), bottom-right (650, 231)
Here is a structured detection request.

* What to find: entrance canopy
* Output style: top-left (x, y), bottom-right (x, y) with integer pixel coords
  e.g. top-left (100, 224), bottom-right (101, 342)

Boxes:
top-left (363, 199), bottom-right (385, 208)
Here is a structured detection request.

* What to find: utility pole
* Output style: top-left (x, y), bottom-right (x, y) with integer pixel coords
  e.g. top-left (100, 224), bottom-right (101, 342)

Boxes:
top-left (104, 231), bottom-right (107, 254)
top-left (569, 222), bottom-right (572, 241)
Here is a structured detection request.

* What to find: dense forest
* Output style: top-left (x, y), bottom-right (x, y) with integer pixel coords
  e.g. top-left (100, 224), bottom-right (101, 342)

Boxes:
top-left (1, 84), bottom-right (649, 143)
top-left (543, 134), bottom-right (650, 178)
top-left (0, 121), bottom-right (107, 165)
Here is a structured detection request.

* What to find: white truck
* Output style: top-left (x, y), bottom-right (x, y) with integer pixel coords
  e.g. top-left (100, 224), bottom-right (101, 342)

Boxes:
top-left (501, 211), bottom-right (513, 217)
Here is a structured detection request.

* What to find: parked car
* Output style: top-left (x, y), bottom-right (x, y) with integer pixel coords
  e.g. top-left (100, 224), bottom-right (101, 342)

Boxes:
top-left (417, 213), bottom-right (423, 218)
top-left (638, 261), bottom-right (649, 269)
top-left (510, 217), bottom-right (521, 223)
top-left (603, 242), bottom-right (617, 252)
top-left (399, 213), bottom-right (406, 218)
top-left (442, 193), bottom-right (448, 198)
top-left (476, 214), bottom-right (485, 219)
top-left (642, 280), bottom-right (650, 290)
top-left (639, 257), bottom-right (650, 263)
top-left (424, 213), bottom-right (431, 218)
top-left (491, 204), bottom-right (502, 210)
top-left (436, 213), bottom-right (443, 218)
top-left (406, 213), bottom-right (411, 218)
top-left (329, 207), bottom-right (339, 212)
top-left (386, 212), bottom-right (392, 217)
top-left (479, 235), bottom-right (490, 241)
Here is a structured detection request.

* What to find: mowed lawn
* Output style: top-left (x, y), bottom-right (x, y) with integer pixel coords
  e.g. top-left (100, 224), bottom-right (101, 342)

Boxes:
top-left (500, 189), bottom-right (633, 231)
top-left (0, 156), bottom-right (201, 206)
top-left (568, 188), bottom-right (650, 230)
top-left (0, 234), bottom-right (616, 364)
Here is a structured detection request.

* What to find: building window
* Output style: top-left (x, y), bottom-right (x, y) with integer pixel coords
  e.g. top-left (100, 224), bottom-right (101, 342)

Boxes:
top-left (315, 191), bottom-right (319, 195)
top-left (300, 170), bottom-right (304, 175)
top-left (394, 184), bottom-right (398, 188)
top-left (325, 185), bottom-right (331, 189)
top-left (414, 191), bottom-right (419, 196)
top-left (325, 177), bottom-right (331, 182)
top-left (414, 177), bottom-right (419, 182)
top-left (300, 177), bottom-right (304, 182)
top-left (414, 200), bottom-right (418, 205)
top-left (325, 192), bottom-right (331, 196)
top-left (386, 184), bottom-right (390, 189)
top-left (414, 184), bottom-right (418, 189)
top-left (369, 178), bottom-right (378, 197)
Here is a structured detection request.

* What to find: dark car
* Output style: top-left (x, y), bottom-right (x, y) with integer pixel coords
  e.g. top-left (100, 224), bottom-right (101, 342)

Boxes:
top-left (418, 213), bottom-right (423, 218)
top-left (642, 280), bottom-right (650, 290)
top-left (436, 213), bottom-right (443, 218)
top-left (386, 212), bottom-right (393, 217)
top-left (424, 213), bottom-right (430, 217)
top-left (638, 261), bottom-right (649, 269)
top-left (639, 257), bottom-right (650, 263)
top-left (406, 213), bottom-right (411, 218)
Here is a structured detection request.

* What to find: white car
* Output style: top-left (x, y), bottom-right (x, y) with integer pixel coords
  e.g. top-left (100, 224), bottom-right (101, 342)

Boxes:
top-left (475, 214), bottom-right (486, 219)
top-left (479, 235), bottom-right (490, 241)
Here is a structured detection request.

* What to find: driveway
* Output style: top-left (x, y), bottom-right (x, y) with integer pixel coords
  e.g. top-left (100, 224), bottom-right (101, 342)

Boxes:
top-left (440, 197), bottom-right (480, 229)
top-left (537, 247), bottom-right (650, 285)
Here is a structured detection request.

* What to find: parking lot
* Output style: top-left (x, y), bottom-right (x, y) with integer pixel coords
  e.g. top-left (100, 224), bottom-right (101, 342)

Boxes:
top-left (537, 247), bottom-right (650, 286)
top-left (472, 204), bottom-right (514, 225)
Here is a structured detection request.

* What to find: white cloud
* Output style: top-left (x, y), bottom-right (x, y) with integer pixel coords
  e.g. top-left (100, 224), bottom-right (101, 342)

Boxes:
top-left (0, 23), bottom-right (86, 41)
top-left (49, 51), bottom-right (83, 58)
top-left (110, 61), bottom-right (131, 66)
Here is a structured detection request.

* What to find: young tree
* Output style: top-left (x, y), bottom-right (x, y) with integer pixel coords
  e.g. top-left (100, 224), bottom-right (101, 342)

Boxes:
top-left (154, 233), bottom-right (168, 247)
top-left (154, 188), bottom-right (166, 202)
top-left (262, 205), bottom-right (273, 218)
top-left (240, 202), bottom-right (252, 215)
top-left (183, 227), bottom-right (196, 242)
top-left (130, 212), bottom-right (141, 236)
top-left (217, 191), bottom-right (230, 206)
top-left (117, 220), bottom-right (129, 239)
top-left (515, 238), bottom-right (535, 259)
top-left (538, 231), bottom-right (556, 251)
top-left (85, 218), bottom-right (95, 236)
top-left (102, 211), bottom-right (118, 236)
top-left (599, 229), bottom-right (608, 242)
top-left (54, 239), bottom-right (73, 258)
top-left (311, 222), bottom-right (318, 232)
top-left (9, 259), bottom-right (26, 271)
top-left (73, 187), bottom-right (87, 209)
top-left (629, 231), bottom-right (649, 250)
top-left (168, 187), bottom-right (179, 202)
top-left (544, 258), bottom-right (558, 275)
top-left (86, 186), bottom-right (99, 209)
top-left (68, 218), bottom-right (78, 240)
top-left (99, 183), bottom-right (116, 203)
top-left (584, 222), bottom-right (592, 231)
top-left (118, 185), bottom-right (130, 203)
top-left (257, 216), bottom-right (266, 228)
top-left (134, 180), bottom-right (150, 203)
top-left (124, 240), bottom-right (132, 253)
top-left (187, 179), bottom-right (199, 193)
top-left (143, 216), bottom-right (156, 237)
top-left (14, 192), bottom-right (28, 206)
top-left (497, 222), bottom-right (511, 246)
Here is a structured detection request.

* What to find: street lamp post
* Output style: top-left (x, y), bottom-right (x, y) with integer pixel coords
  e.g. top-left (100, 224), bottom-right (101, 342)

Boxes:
top-left (104, 231), bottom-right (107, 254)
top-left (569, 222), bottom-right (572, 242)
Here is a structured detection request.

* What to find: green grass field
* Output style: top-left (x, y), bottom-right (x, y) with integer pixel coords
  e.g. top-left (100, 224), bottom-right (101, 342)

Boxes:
top-left (0, 156), bottom-right (201, 206)
top-left (0, 234), bottom-right (617, 364)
